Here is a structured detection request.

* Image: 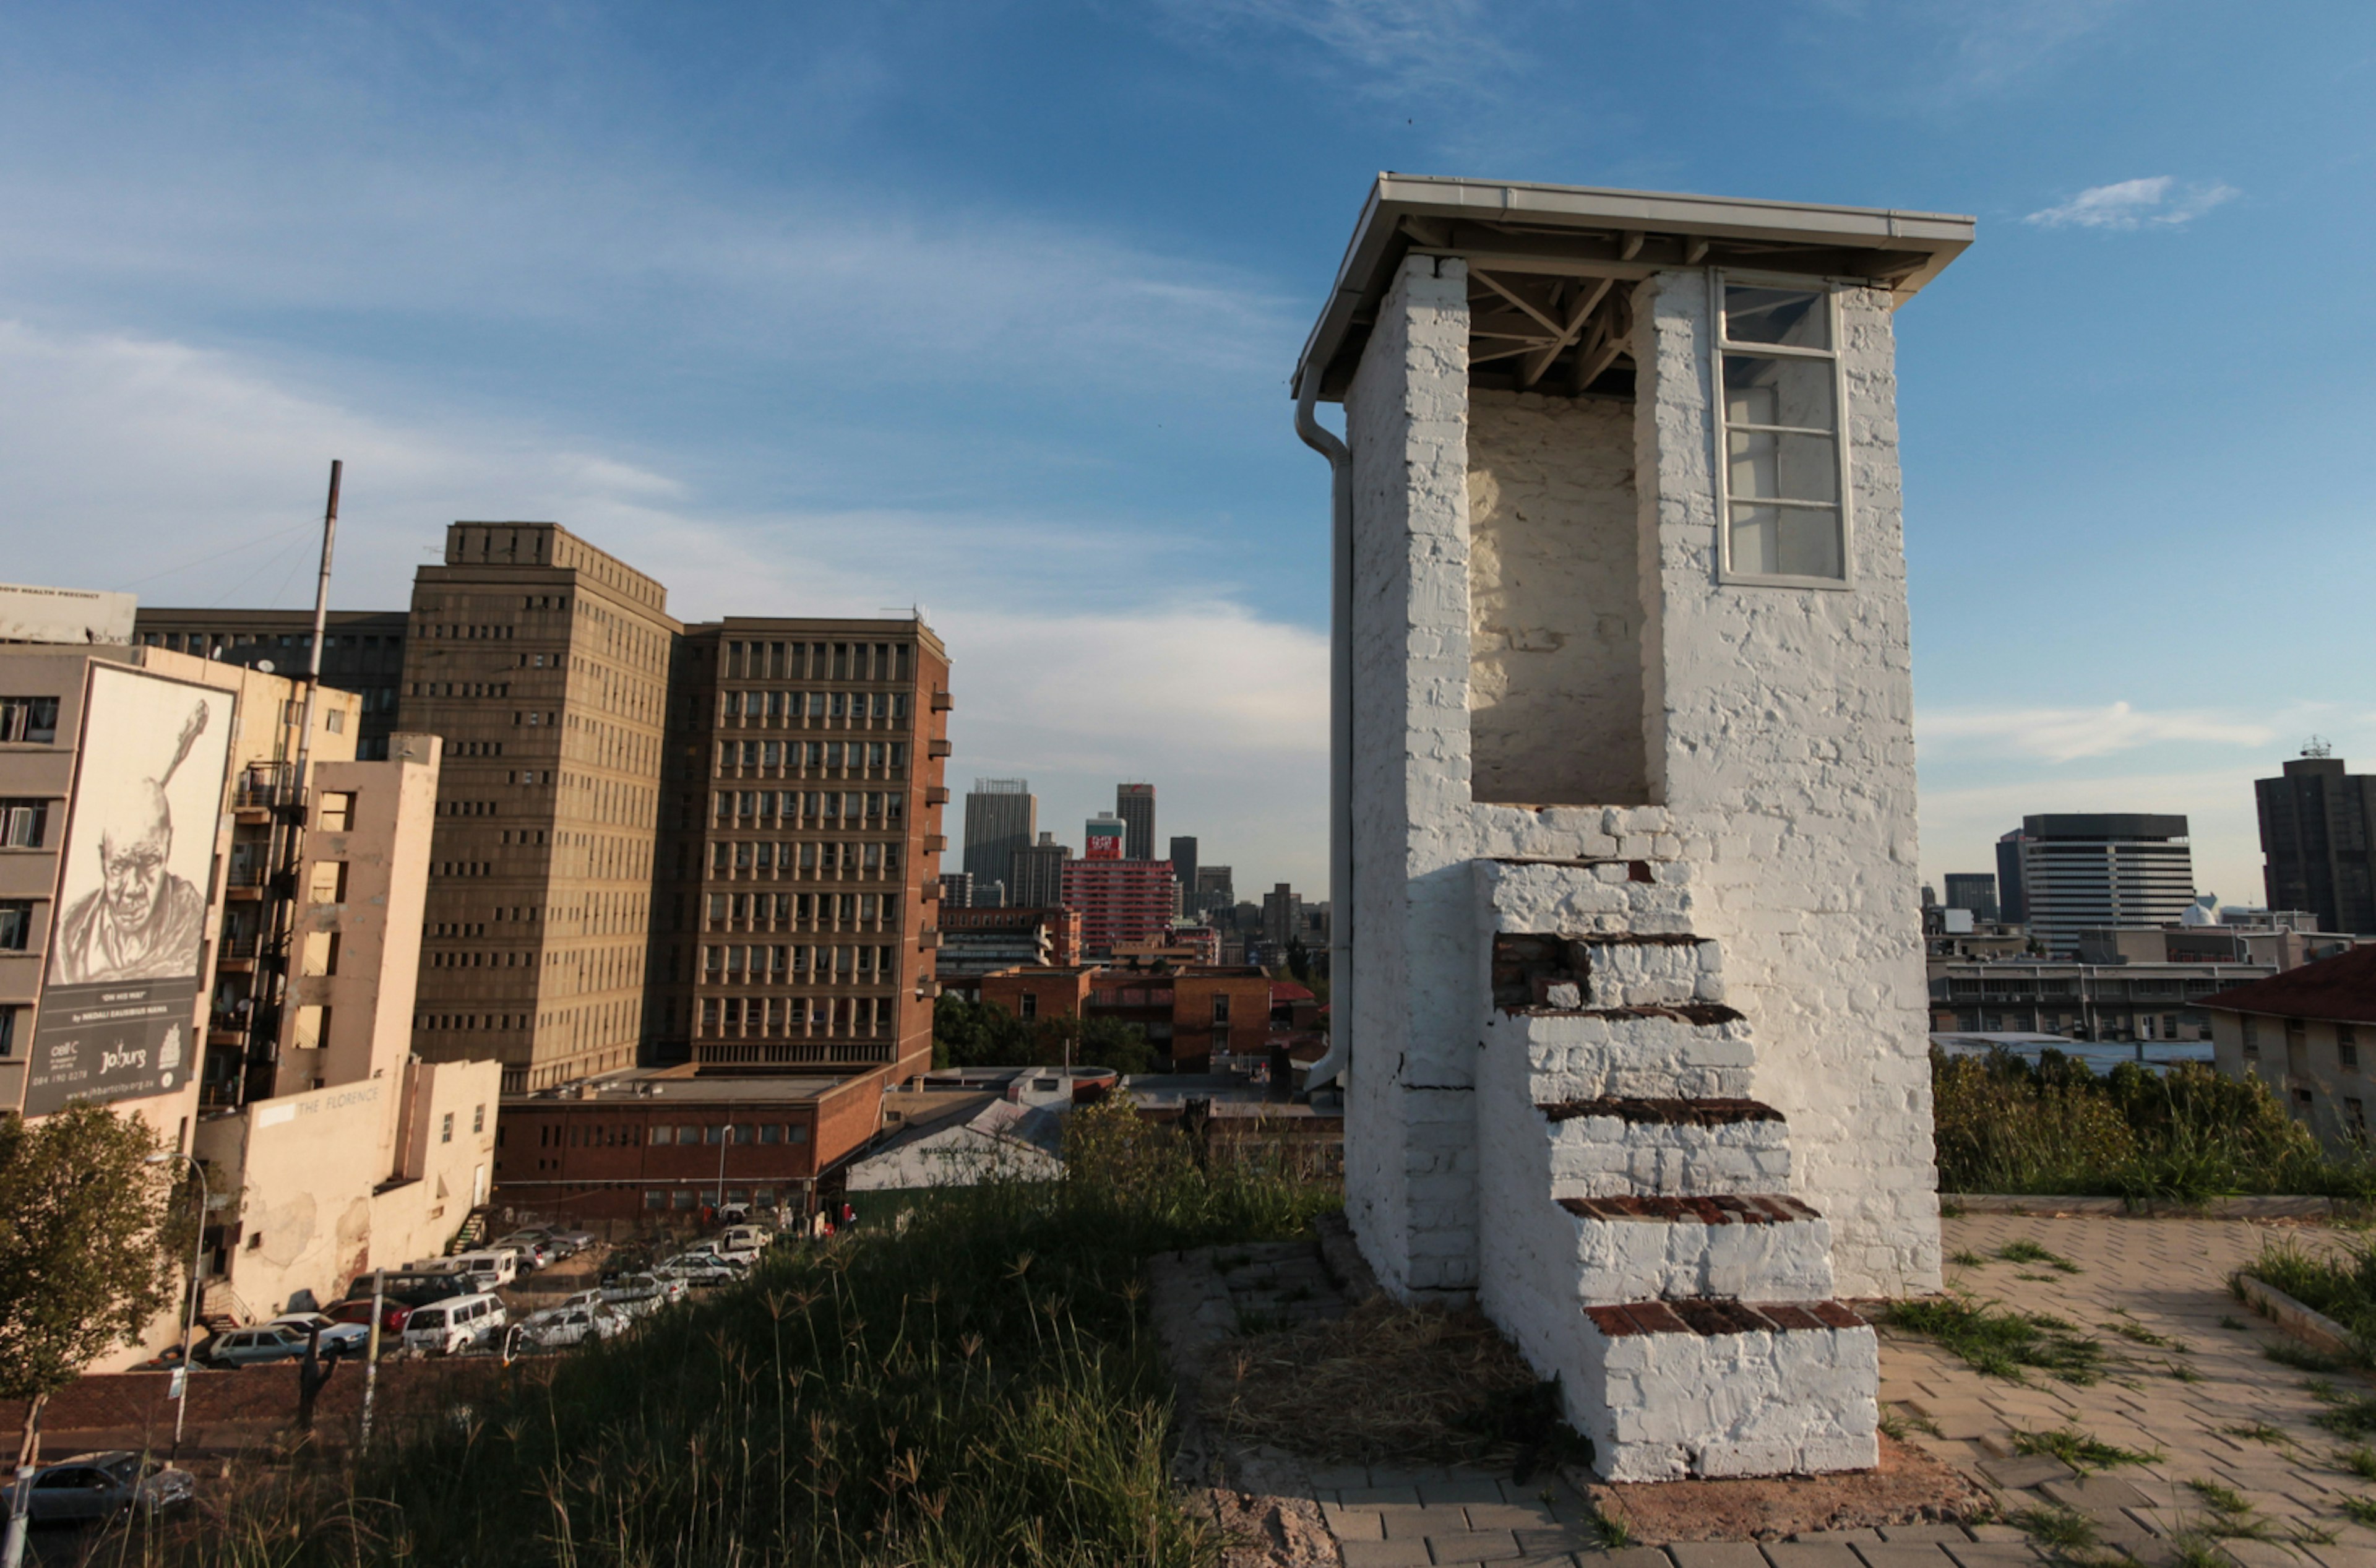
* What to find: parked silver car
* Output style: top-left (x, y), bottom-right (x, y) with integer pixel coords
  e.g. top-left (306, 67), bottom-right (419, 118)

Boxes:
top-left (198, 1324), bottom-right (311, 1368)
top-left (519, 1303), bottom-right (631, 1349)
top-left (0, 1452), bottom-right (194, 1523)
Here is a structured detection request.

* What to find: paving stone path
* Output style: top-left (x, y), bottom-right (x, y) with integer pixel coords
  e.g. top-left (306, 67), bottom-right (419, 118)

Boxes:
top-left (1294, 1213), bottom-right (2376, 1568)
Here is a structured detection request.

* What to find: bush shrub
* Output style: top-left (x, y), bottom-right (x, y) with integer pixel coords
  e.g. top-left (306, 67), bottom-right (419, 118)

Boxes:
top-left (1932, 1047), bottom-right (2376, 1200)
top-left (149, 1101), bottom-right (1336, 1567)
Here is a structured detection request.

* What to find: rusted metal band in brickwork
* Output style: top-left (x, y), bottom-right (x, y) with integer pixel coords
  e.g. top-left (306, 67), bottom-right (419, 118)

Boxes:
top-left (1585, 1298), bottom-right (1867, 1337)
top-left (1538, 1096), bottom-right (1783, 1126)
top-left (1557, 1194), bottom-right (1819, 1225)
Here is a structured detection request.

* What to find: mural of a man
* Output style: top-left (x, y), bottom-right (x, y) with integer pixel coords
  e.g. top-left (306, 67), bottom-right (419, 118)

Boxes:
top-left (55, 704), bottom-right (211, 984)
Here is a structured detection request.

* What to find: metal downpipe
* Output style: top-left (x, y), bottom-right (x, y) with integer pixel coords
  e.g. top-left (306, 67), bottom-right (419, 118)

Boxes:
top-left (1294, 369), bottom-right (1352, 1093)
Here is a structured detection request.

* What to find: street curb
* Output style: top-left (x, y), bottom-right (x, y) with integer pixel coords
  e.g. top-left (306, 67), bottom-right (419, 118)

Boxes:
top-left (1944, 1194), bottom-right (2354, 1219)
top-left (2236, 1273), bottom-right (2359, 1361)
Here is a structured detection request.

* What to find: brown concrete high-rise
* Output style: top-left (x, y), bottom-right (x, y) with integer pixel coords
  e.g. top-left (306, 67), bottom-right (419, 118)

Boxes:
top-left (651, 620), bottom-right (952, 1083)
top-left (402, 523), bottom-right (679, 1092)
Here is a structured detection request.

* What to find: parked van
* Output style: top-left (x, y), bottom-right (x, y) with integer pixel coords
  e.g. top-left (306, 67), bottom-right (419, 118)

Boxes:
top-left (446, 1251), bottom-right (519, 1291)
top-left (400, 1293), bottom-right (506, 1355)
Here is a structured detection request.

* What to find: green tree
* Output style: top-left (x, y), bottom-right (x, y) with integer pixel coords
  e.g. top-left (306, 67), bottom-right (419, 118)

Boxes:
top-left (930, 993), bottom-right (1029, 1069)
top-left (1033, 1015), bottom-right (1158, 1076)
top-left (1284, 937), bottom-right (1312, 983)
top-left (0, 1105), bottom-right (187, 1482)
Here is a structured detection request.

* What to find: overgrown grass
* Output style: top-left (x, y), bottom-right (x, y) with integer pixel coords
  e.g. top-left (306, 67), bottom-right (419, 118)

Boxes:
top-left (2012, 1426), bottom-right (2164, 1473)
top-left (1933, 1047), bottom-right (2376, 1200)
top-left (1887, 1296), bottom-right (2106, 1385)
top-left (140, 1098), bottom-right (1340, 1567)
top-left (2240, 1236), bottom-right (2376, 1366)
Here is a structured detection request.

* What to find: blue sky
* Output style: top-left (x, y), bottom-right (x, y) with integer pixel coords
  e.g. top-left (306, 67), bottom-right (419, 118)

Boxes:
top-left (2, 1), bottom-right (2371, 905)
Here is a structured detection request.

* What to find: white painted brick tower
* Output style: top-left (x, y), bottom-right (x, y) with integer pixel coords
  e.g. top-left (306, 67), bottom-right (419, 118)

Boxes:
top-left (1292, 179), bottom-right (1971, 1480)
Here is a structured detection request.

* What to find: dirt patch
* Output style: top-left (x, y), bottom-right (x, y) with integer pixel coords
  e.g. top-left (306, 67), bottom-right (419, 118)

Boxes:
top-left (1198, 1489), bottom-right (1343, 1567)
top-left (1577, 1433), bottom-right (1989, 1543)
top-left (1200, 1294), bottom-right (1546, 1466)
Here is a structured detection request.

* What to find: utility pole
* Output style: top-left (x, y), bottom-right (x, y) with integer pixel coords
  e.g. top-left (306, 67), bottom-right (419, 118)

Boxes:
top-left (359, 1268), bottom-right (385, 1452)
top-left (246, 460), bottom-right (340, 1109)
top-left (291, 460), bottom-right (342, 796)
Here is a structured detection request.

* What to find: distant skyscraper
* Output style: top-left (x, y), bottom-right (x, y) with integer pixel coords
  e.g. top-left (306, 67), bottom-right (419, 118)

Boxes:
top-left (1995, 829), bottom-right (2031, 924)
top-left (1195, 865), bottom-right (1234, 917)
top-left (1063, 858), bottom-right (1177, 958)
top-left (1085, 813), bottom-right (1126, 861)
top-left (2259, 754), bottom-right (2376, 934)
top-left (1009, 832), bottom-right (1070, 909)
top-left (938, 871), bottom-right (974, 908)
top-left (1262, 882), bottom-right (1303, 949)
top-left (963, 778), bottom-right (1036, 891)
top-left (1941, 873), bottom-right (1998, 923)
top-left (1169, 835), bottom-right (1198, 914)
top-left (1116, 783), bottom-right (1155, 862)
top-left (2011, 814), bottom-right (2195, 957)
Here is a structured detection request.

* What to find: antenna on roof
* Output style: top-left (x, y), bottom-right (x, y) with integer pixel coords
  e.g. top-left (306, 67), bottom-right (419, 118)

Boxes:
top-left (2305, 735), bottom-right (2334, 758)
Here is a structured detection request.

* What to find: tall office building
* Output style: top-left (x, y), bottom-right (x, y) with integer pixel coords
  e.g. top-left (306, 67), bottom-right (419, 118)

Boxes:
top-left (1195, 864), bottom-right (1234, 918)
top-left (652, 619), bottom-right (952, 1084)
top-left (144, 525), bottom-right (958, 1095)
top-left (1009, 832), bottom-right (1070, 909)
top-left (1116, 783), bottom-right (1155, 863)
top-left (1995, 829), bottom-right (2031, 924)
top-left (2011, 814), bottom-right (2196, 957)
top-left (1062, 858), bottom-right (1176, 958)
top-left (1262, 882), bottom-right (1304, 949)
top-left (1940, 872), bottom-right (1999, 923)
top-left (2258, 754), bottom-right (2376, 934)
top-left (401, 523), bottom-right (678, 1092)
top-left (1168, 835), bottom-right (1199, 915)
top-left (962, 778), bottom-right (1035, 893)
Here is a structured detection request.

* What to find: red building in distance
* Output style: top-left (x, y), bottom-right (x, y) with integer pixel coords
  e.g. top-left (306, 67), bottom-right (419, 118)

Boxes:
top-left (1063, 857), bottom-right (1176, 958)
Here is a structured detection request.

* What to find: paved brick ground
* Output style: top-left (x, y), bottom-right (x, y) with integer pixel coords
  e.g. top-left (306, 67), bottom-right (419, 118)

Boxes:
top-left (1307, 1213), bottom-right (2376, 1568)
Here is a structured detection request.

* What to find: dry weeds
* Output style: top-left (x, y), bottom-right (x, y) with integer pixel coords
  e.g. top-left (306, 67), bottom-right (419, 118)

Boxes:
top-left (1199, 1295), bottom-right (1544, 1464)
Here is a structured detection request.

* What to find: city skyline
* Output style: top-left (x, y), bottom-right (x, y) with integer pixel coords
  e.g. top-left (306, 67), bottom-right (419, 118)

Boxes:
top-left (4, 2), bottom-right (2372, 898)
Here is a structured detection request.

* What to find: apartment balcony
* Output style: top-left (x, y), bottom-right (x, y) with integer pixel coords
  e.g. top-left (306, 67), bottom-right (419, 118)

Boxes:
top-left (931, 691), bottom-right (953, 712)
top-left (927, 739), bottom-right (952, 759)
top-left (923, 834), bottom-right (947, 852)
top-left (925, 786), bottom-right (950, 805)
top-left (919, 929), bottom-right (942, 949)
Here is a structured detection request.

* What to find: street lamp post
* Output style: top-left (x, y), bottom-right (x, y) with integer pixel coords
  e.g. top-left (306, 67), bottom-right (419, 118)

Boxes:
top-left (715, 1122), bottom-right (732, 1212)
top-left (144, 1151), bottom-right (209, 1462)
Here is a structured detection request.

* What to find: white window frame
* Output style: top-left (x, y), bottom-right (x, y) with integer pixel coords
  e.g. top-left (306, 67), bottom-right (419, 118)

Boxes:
top-left (1708, 269), bottom-right (1855, 590)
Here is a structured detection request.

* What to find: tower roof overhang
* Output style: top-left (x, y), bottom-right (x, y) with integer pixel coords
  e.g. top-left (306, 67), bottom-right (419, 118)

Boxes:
top-left (1294, 174), bottom-right (1974, 402)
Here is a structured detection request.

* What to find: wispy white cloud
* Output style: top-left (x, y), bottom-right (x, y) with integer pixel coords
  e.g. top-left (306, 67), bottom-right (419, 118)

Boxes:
top-left (0, 317), bottom-right (1331, 885)
top-left (1919, 701), bottom-right (2273, 762)
top-left (2025, 176), bottom-right (2239, 230)
top-left (1916, 767), bottom-right (2268, 905)
top-left (1161, 0), bottom-right (1519, 97)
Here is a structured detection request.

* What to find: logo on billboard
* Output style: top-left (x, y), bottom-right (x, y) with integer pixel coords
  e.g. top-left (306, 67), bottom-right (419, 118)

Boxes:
top-left (25, 665), bottom-right (235, 1116)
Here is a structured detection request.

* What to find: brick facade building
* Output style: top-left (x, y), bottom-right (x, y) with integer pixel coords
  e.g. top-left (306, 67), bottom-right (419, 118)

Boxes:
top-left (977, 963), bottom-right (1274, 1070)
top-left (1061, 857), bottom-right (1176, 959)
top-left (650, 621), bottom-right (951, 1084)
top-left (492, 1067), bottom-right (885, 1223)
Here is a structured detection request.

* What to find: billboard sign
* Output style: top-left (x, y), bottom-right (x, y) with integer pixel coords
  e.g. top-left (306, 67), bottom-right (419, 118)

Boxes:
top-left (24, 664), bottom-right (235, 1115)
top-left (1084, 815), bottom-right (1124, 861)
top-left (0, 582), bottom-right (137, 647)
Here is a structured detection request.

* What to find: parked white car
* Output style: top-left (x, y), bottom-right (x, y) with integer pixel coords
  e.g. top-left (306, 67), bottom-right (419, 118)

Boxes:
top-left (681, 1237), bottom-right (761, 1268)
top-left (598, 1273), bottom-right (687, 1317)
top-left (265, 1312), bottom-right (374, 1358)
top-left (400, 1292), bottom-right (506, 1355)
top-left (655, 1255), bottom-right (741, 1288)
top-left (519, 1303), bottom-right (631, 1349)
top-left (444, 1249), bottom-right (519, 1291)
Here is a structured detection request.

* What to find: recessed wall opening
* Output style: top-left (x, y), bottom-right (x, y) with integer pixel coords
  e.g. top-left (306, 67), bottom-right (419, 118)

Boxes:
top-left (1467, 386), bottom-right (1650, 807)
